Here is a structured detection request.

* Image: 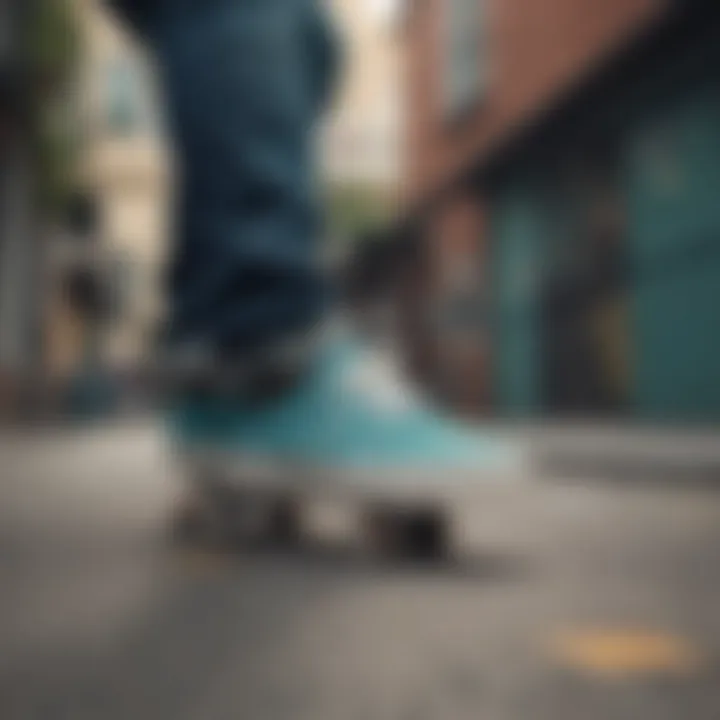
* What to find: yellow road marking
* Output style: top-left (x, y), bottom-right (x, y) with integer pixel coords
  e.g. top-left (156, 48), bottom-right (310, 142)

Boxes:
top-left (548, 629), bottom-right (703, 679)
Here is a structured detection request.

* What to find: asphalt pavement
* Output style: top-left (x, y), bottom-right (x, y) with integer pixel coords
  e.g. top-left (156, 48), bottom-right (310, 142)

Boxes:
top-left (1, 422), bottom-right (719, 719)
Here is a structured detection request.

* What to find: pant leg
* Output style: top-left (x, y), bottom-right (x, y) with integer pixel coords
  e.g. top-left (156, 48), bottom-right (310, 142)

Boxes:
top-left (105, 0), bottom-right (158, 39)
top-left (142, 0), bottom-right (339, 353)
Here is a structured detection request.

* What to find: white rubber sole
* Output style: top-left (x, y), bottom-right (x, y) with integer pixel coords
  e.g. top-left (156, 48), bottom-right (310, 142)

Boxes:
top-left (176, 444), bottom-right (530, 506)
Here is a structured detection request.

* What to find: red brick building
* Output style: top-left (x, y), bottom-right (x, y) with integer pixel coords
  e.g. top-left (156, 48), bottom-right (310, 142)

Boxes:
top-left (405, 0), bottom-right (665, 202)
top-left (397, 0), bottom-right (720, 421)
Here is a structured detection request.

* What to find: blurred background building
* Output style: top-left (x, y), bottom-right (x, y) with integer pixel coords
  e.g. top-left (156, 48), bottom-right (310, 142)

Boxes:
top-left (43, 0), bottom-right (168, 412)
top-left (73, 0), bottom-right (166, 372)
top-left (0, 3), bottom-right (36, 417)
top-left (322, 0), bottom-right (402, 249)
top-left (0, 0), bottom-right (169, 419)
top-left (3, 0), bottom-right (720, 426)
top-left (397, 0), bottom-right (720, 422)
top-left (0, 0), bottom-right (76, 419)
top-left (1, 0), bottom-right (405, 419)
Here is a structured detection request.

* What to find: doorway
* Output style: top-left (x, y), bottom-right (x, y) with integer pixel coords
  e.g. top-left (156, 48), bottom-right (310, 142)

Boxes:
top-left (542, 139), bottom-right (632, 416)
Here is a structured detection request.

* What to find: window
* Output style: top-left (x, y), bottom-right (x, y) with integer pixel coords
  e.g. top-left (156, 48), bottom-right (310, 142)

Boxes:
top-left (368, 0), bottom-right (399, 28)
top-left (106, 58), bottom-right (139, 135)
top-left (105, 56), bottom-right (156, 136)
top-left (443, 0), bottom-right (486, 118)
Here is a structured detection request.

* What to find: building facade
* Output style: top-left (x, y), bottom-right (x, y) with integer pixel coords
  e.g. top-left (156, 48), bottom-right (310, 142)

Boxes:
top-left (401, 0), bottom-right (720, 422)
top-left (323, 0), bottom-right (401, 188)
top-left (46, 0), bottom-right (168, 387)
top-left (320, 0), bottom-right (403, 253)
top-left (0, 1), bottom-right (42, 417)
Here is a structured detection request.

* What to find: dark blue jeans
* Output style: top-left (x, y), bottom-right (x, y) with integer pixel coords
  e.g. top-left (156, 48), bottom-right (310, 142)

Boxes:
top-left (108, 0), bottom-right (339, 354)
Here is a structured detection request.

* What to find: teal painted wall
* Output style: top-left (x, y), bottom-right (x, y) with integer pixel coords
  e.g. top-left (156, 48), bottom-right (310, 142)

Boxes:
top-left (491, 181), bottom-right (543, 415)
top-left (489, 37), bottom-right (720, 422)
top-left (625, 80), bottom-right (720, 421)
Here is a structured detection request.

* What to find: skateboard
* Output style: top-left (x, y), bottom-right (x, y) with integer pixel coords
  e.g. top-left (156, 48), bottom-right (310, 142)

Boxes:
top-left (172, 444), bottom-right (454, 560)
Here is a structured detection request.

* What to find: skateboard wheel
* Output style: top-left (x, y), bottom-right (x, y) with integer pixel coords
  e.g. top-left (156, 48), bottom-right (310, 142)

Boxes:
top-left (363, 505), bottom-right (450, 561)
top-left (404, 509), bottom-right (449, 560)
top-left (171, 476), bottom-right (239, 549)
top-left (265, 497), bottom-right (303, 547)
top-left (171, 490), bottom-right (221, 546)
top-left (172, 476), bottom-right (304, 551)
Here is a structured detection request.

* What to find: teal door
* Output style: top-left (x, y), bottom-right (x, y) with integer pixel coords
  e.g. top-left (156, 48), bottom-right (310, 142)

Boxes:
top-left (491, 182), bottom-right (543, 415)
top-left (626, 82), bottom-right (720, 421)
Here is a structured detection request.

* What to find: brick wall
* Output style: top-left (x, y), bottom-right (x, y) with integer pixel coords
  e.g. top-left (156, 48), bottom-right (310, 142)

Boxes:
top-left (430, 192), bottom-right (491, 409)
top-left (403, 0), bottom-right (667, 206)
top-left (401, 0), bottom-right (668, 412)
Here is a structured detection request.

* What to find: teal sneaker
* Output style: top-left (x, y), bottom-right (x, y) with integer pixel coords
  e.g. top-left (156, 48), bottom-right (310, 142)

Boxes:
top-left (169, 330), bottom-right (525, 501)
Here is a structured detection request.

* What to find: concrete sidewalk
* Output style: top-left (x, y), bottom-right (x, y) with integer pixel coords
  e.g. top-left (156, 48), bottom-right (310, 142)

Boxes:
top-left (496, 422), bottom-right (720, 485)
top-left (2, 419), bottom-right (720, 720)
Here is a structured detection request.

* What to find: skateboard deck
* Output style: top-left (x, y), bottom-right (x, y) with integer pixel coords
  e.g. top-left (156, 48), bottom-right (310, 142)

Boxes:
top-left (172, 438), bottom-right (526, 559)
top-left (173, 443), bottom-right (471, 559)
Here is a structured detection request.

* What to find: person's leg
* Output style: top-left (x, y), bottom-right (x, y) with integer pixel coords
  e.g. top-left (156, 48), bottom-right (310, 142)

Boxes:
top-left (110, 0), bottom-right (339, 356)
top-left (110, 0), bottom-right (522, 558)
